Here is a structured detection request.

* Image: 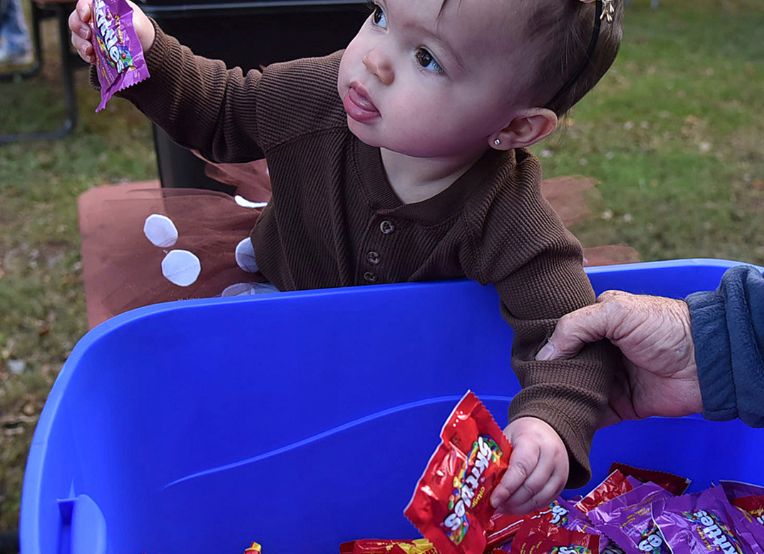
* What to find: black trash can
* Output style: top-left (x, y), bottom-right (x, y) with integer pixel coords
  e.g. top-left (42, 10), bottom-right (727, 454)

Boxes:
top-left (137, 0), bottom-right (369, 191)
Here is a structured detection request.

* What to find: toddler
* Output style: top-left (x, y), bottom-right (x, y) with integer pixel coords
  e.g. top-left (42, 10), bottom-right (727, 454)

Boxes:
top-left (69, 0), bottom-right (623, 514)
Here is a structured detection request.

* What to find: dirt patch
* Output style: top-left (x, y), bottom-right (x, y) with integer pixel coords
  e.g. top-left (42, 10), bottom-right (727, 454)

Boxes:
top-left (541, 175), bottom-right (600, 228)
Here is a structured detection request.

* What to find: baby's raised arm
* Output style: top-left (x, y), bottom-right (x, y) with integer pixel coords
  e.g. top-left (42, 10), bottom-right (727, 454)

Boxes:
top-left (69, 0), bottom-right (265, 163)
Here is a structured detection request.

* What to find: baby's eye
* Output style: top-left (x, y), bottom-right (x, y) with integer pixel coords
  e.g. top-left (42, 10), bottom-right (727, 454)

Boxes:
top-left (368, 2), bottom-right (388, 29)
top-left (415, 48), bottom-right (444, 74)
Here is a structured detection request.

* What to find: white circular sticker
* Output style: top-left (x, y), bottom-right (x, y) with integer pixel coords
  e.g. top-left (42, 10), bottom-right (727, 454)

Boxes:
top-left (235, 238), bottom-right (259, 273)
top-left (143, 214), bottom-right (178, 248)
top-left (161, 250), bottom-right (201, 287)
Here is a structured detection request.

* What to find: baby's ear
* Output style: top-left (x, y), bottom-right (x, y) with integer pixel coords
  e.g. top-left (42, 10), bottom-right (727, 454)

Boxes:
top-left (490, 108), bottom-right (558, 150)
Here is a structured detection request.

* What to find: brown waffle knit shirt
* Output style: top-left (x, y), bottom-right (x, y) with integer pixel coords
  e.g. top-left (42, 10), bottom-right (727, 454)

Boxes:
top-left (115, 25), bottom-right (617, 488)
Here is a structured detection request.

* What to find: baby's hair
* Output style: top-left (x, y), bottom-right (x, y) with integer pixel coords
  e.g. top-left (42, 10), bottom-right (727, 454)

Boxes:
top-left (526, 0), bottom-right (623, 116)
top-left (437, 0), bottom-right (623, 117)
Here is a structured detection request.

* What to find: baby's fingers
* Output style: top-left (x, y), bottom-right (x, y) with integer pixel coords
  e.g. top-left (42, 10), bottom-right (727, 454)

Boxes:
top-left (76, 0), bottom-right (92, 23)
top-left (502, 470), bottom-right (566, 515)
top-left (68, 3), bottom-right (95, 63)
top-left (70, 31), bottom-right (94, 63)
top-left (490, 441), bottom-right (539, 509)
top-left (68, 8), bottom-right (87, 36)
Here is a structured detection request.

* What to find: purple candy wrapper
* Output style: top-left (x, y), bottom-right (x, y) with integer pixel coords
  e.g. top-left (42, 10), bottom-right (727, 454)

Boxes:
top-left (652, 485), bottom-right (764, 553)
top-left (567, 514), bottom-right (627, 554)
top-left (542, 497), bottom-right (627, 554)
top-left (589, 482), bottom-right (672, 554)
top-left (91, 0), bottom-right (149, 111)
top-left (626, 476), bottom-right (643, 489)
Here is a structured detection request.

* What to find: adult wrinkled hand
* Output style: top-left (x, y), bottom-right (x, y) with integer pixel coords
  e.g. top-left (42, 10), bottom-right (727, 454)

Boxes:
top-left (536, 290), bottom-right (704, 425)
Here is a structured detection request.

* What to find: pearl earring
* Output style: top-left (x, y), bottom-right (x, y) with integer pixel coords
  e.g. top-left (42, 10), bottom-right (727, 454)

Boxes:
top-left (494, 139), bottom-right (501, 146)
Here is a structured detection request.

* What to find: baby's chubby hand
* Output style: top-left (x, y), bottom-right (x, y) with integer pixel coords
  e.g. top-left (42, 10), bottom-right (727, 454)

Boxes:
top-left (68, 0), bottom-right (155, 64)
top-left (489, 417), bottom-right (568, 515)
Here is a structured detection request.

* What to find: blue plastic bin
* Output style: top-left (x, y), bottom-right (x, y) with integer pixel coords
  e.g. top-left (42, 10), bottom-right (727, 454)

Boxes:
top-left (21, 259), bottom-right (763, 553)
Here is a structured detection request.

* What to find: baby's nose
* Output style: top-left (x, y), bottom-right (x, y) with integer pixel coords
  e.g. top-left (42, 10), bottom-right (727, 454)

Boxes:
top-left (363, 49), bottom-right (394, 85)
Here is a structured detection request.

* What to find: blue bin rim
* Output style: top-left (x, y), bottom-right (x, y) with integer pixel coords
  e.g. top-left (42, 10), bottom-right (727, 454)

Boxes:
top-left (71, 257), bottom-right (761, 338)
top-left (19, 257), bottom-right (760, 546)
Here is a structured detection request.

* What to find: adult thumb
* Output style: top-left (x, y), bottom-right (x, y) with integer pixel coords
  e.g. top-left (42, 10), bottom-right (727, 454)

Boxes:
top-left (536, 304), bottom-right (610, 360)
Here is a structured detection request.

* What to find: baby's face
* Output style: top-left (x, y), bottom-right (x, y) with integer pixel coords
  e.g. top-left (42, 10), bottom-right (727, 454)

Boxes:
top-left (337, 0), bottom-right (533, 161)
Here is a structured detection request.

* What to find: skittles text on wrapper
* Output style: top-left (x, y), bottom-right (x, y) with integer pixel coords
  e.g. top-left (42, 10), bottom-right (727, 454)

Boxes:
top-left (90, 0), bottom-right (149, 111)
top-left (404, 391), bottom-right (512, 554)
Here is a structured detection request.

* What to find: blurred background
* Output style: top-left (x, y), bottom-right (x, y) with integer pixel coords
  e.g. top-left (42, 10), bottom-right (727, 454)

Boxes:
top-left (0, 0), bottom-right (762, 549)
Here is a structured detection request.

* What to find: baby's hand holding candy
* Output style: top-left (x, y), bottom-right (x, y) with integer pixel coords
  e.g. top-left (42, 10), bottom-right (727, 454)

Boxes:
top-left (71, 0), bottom-right (151, 110)
top-left (69, 0), bottom-right (154, 64)
top-left (490, 417), bottom-right (568, 515)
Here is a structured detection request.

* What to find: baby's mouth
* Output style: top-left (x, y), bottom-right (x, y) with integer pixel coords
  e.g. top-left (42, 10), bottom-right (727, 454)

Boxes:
top-left (343, 83), bottom-right (380, 122)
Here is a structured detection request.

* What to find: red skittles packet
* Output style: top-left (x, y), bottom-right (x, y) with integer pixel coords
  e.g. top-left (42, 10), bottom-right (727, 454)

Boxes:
top-left (339, 539), bottom-right (437, 553)
top-left (721, 480), bottom-right (764, 501)
top-left (506, 520), bottom-right (600, 553)
top-left (721, 481), bottom-right (764, 525)
top-left (487, 498), bottom-right (581, 547)
top-left (734, 496), bottom-right (764, 526)
top-left (487, 511), bottom-right (526, 547)
top-left (608, 462), bottom-right (690, 496)
top-left (575, 470), bottom-right (634, 514)
top-left (90, 0), bottom-right (149, 111)
top-left (404, 391), bottom-right (512, 554)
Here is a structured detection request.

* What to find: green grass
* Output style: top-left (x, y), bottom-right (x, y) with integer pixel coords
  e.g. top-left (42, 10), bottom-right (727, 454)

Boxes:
top-left (0, 0), bottom-right (762, 537)
top-left (0, 22), bottom-right (156, 534)
top-left (535, 0), bottom-right (764, 263)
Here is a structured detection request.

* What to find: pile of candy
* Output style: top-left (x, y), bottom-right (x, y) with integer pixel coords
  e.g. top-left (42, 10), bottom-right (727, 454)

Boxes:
top-left (482, 469), bottom-right (764, 553)
top-left (246, 392), bottom-right (764, 553)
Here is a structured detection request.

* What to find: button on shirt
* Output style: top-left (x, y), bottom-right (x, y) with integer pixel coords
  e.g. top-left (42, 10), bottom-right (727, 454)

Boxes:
top-left (358, 218), bottom-right (396, 284)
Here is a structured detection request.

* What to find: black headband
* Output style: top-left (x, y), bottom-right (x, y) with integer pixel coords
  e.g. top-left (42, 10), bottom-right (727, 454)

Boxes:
top-left (545, 0), bottom-right (605, 111)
